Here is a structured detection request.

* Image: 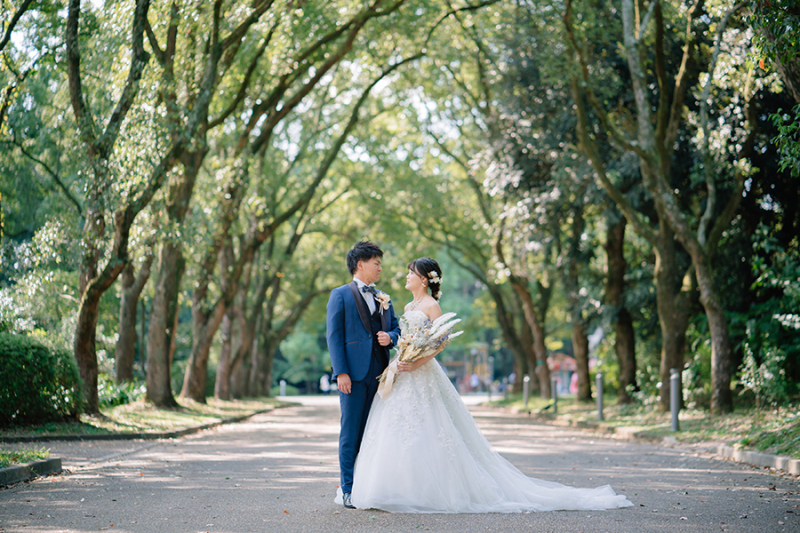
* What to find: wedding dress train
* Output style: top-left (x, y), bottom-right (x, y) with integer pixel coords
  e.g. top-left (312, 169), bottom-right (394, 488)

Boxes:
top-left (344, 310), bottom-right (633, 513)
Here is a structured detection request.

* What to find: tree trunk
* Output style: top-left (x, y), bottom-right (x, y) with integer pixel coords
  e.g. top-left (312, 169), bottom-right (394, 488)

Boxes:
top-left (564, 203), bottom-right (592, 401)
top-left (181, 315), bottom-right (223, 402)
top-left (115, 264), bottom-right (138, 383)
top-left (517, 313), bottom-right (541, 396)
top-left (216, 262), bottom-right (260, 400)
top-left (248, 313), bottom-right (265, 396)
top-left (484, 282), bottom-right (540, 395)
top-left (74, 214), bottom-right (131, 413)
top-left (654, 225), bottom-right (690, 411)
top-left (510, 280), bottom-right (551, 398)
top-left (263, 344), bottom-right (276, 397)
top-left (692, 249), bottom-right (734, 413)
top-left (231, 355), bottom-right (250, 398)
top-left (510, 353), bottom-right (525, 393)
top-left (145, 243), bottom-right (183, 407)
top-left (145, 152), bottom-right (203, 405)
top-left (115, 257), bottom-right (152, 382)
top-left (215, 307), bottom-right (235, 400)
top-left (603, 214), bottom-right (636, 403)
top-left (571, 317), bottom-right (591, 400)
top-left (74, 292), bottom-right (101, 413)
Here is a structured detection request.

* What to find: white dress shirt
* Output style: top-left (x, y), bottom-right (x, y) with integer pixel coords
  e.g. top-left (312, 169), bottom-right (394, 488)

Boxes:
top-left (353, 277), bottom-right (376, 314)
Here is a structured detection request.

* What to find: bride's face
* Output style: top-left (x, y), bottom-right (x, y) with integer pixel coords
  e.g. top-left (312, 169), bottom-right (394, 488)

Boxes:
top-left (405, 268), bottom-right (427, 292)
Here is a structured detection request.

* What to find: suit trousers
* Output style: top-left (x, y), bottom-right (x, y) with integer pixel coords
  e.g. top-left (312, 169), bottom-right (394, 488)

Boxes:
top-left (338, 352), bottom-right (383, 493)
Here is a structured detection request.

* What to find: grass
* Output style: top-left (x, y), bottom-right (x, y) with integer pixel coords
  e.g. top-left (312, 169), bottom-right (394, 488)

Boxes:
top-left (0, 397), bottom-right (292, 439)
top-left (488, 393), bottom-right (800, 460)
top-left (0, 446), bottom-right (50, 468)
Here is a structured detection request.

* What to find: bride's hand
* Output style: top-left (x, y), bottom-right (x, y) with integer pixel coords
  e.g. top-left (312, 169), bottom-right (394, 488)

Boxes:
top-left (397, 361), bottom-right (416, 373)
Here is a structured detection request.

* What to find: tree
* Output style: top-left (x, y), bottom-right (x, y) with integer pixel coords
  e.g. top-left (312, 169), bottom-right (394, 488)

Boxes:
top-left (66, 0), bottom-right (171, 413)
top-left (565, 0), bottom-right (761, 412)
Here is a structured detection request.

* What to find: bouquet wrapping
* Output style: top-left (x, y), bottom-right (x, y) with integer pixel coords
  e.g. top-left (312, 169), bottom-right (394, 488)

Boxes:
top-left (376, 312), bottom-right (463, 400)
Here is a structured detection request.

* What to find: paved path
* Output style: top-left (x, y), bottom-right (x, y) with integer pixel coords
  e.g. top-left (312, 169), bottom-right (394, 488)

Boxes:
top-left (1, 396), bottom-right (798, 532)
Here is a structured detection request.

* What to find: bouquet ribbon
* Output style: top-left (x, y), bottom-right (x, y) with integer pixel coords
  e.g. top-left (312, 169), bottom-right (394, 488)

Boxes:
top-left (377, 359), bottom-right (399, 400)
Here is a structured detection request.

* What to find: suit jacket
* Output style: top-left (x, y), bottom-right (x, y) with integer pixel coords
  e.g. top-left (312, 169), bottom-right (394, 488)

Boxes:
top-left (326, 281), bottom-right (401, 382)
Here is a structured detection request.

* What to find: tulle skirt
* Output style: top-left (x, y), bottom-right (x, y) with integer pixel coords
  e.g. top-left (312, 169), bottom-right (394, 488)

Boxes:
top-left (340, 359), bottom-right (633, 513)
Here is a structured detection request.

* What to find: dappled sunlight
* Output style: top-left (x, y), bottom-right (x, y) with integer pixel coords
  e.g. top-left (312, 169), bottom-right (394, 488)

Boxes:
top-left (2, 401), bottom-right (797, 533)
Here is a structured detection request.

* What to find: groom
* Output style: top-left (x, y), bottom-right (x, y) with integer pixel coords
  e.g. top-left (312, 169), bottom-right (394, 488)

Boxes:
top-left (326, 241), bottom-right (400, 509)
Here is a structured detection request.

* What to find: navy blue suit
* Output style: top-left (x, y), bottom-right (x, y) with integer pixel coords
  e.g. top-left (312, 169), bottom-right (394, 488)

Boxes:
top-left (326, 281), bottom-right (400, 493)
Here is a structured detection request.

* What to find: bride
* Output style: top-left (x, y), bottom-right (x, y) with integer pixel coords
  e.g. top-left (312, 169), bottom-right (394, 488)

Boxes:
top-left (345, 257), bottom-right (633, 513)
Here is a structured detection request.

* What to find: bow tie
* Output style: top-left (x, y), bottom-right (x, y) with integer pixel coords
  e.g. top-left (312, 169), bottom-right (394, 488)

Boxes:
top-left (361, 285), bottom-right (378, 296)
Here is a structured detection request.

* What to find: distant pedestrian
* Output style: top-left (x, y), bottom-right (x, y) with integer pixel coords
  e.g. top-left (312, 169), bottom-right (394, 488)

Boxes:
top-left (470, 372), bottom-right (480, 390)
top-left (320, 374), bottom-right (331, 395)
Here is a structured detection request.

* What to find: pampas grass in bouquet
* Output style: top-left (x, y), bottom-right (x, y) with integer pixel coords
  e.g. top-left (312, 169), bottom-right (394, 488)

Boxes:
top-left (378, 312), bottom-right (463, 389)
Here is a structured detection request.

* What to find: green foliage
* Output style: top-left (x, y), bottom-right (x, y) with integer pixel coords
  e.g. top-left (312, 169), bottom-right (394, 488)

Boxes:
top-left (0, 333), bottom-right (84, 426)
top-left (0, 446), bottom-right (50, 468)
top-left (97, 375), bottom-right (145, 409)
top-left (735, 224), bottom-right (800, 407)
top-left (772, 104), bottom-right (800, 178)
top-left (631, 365), bottom-right (662, 407)
top-left (748, 1), bottom-right (800, 65)
top-left (0, 219), bottom-right (81, 347)
top-left (274, 329), bottom-right (327, 389)
top-left (737, 410), bottom-right (800, 458)
top-left (683, 316), bottom-right (714, 409)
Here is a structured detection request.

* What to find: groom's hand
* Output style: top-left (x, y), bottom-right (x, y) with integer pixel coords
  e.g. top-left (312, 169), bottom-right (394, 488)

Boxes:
top-left (337, 373), bottom-right (352, 394)
top-left (377, 331), bottom-right (391, 346)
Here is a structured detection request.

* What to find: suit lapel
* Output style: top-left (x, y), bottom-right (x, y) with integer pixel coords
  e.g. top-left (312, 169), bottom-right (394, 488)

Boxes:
top-left (348, 281), bottom-right (371, 334)
top-left (380, 302), bottom-right (388, 331)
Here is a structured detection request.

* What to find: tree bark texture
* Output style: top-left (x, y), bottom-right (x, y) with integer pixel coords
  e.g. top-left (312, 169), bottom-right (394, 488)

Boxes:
top-left (564, 204), bottom-right (592, 401)
top-left (145, 243), bottom-right (183, 407)
top-left (571, 318), bottom-right (591, 400)
top-left (74, 291), bottom-right (100, 413)
top-left (214, 307), bottom-right (237, 400)
top-left (510, 280), bottom-right (551, 398)
top-left (517, 311), bottom-right (542, 396)
top-left (247, 313), bottom-right (269, 397)
top-left (693, 255), bottom-right (734, 412)
top-left (654, 225), bottom-right (690, 411)
top-left (115, 257), bottom-right (153, 382)
top-left (603, 214), bottom-right (636, 403)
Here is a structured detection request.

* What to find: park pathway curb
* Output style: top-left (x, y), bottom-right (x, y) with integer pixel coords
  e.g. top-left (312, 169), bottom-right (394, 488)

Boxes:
top-left (504, 405), bottom-right (800, 476)
top-left (0, 403), bottom-right (295, 444)
top-left (0, 458), bottom-right (62, 486)
top-left (715, 444), bottom-right (800, 475)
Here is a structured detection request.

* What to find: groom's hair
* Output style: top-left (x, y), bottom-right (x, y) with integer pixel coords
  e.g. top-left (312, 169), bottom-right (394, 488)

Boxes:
top-left (347, 240), bottom-right (384, 275)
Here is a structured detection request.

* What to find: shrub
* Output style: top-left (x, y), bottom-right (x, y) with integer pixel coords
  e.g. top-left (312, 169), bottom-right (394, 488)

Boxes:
top-left (97, 375), bottom-right (145, 409)
top-left (0, 333), bottom-right (84, 426)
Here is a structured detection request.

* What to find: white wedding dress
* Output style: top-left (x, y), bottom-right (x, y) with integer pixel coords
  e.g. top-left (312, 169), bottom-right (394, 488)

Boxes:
top-left (343, 310), bottom-right (633, 513)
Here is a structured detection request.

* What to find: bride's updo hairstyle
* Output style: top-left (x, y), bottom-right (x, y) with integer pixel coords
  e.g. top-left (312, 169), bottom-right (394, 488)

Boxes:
top-left (408, 257), bottom-right (443, 300)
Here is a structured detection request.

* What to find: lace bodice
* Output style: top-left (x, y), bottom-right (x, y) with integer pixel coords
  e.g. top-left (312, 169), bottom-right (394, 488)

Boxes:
top-left (400, 309), bottom-right (432, 335)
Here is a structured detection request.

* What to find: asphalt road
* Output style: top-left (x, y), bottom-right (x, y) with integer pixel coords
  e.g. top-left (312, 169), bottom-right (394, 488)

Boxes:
top-left (1, 396), bottom-right (798, 533)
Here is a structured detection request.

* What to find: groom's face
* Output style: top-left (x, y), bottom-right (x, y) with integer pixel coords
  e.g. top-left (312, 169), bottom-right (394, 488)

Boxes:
top-left (357, 256), bottom-right (382, 284)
